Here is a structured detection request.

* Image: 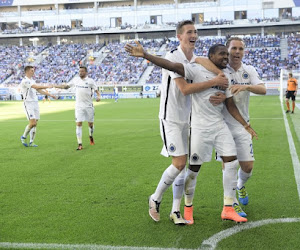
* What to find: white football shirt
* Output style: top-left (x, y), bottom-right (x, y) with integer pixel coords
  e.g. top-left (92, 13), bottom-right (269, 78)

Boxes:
top-left (222, 63), bottom-right (263, 126)
top-left (183, 63), bottom-right (232, 128)
top-left (159, 46), bottom-right (197, 123)
top-left (68, 76), bottom-right (98, 108)
top-left (20, 76), bottom-right (38, 102)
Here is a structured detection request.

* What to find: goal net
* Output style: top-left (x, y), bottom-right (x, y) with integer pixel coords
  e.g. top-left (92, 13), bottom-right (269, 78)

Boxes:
top-left (279, 69), bottom-right (300, 103)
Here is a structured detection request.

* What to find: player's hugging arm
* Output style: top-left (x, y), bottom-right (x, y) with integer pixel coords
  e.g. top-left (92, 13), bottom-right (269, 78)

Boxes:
top-left (225, 97), bottom-right (258, 139)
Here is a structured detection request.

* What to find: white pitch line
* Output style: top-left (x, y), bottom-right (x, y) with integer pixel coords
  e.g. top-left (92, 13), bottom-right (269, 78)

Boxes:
top-left (0, 242), bottom-right (193, 250)
top-left (281, 100), bottom-right (300, 202)
top-left (200, 218), bottom-right (300, 250)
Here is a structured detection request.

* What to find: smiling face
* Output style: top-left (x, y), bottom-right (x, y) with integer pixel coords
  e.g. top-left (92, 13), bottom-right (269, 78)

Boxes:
top-left (79, 67), bottom-right (87, 79)
top-left (209, 46), bottom-right (229, 69)
top-left (227, 39), bottom-right (245, 65)
top-left (177, 24), bottom-right (198, 50)
top-left (25, 67), bottom-right (35, 78)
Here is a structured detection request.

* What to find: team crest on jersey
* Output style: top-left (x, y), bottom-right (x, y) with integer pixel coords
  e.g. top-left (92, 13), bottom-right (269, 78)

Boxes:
top-left (169, 144), bottom-right (176, 152)
top-left (242, 72), bottom-right (249, 79)
top-left (191, 153), bottom-right (199, 162)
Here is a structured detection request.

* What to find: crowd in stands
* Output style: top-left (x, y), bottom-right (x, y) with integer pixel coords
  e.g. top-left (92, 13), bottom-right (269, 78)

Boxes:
top-left (202, 19), bottom-right (233, 26)
top-left (4, 43), bottom-right (103, 86)
top-left (87, 40), bottom-right (163, 85)
top-left (0, 45), bottom-right (46, 85)
top-left (1, 35), bottom-right (300, 87)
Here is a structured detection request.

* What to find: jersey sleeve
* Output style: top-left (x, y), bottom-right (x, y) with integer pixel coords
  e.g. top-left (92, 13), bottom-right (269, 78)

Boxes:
top-left (164, 52), bottom-right (183, 79)
top-left (183, 63), bottom-right (197, 81)
top-left (90, 79), bottom-right (97, 90)
top-left (248, 66), bottom-right (264, 85)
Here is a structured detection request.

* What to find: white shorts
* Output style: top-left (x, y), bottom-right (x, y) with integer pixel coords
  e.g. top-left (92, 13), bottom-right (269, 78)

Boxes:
top-left (190, 121), bottom-right (237, 165)
top-left (160, 119), bottom-right (189, 157)
top-left (75, 107), bottom-right (94, 122)
top-left (23, 101), bottom-right (40, 120)
top-left (228, 123), bottom-right (255, 162)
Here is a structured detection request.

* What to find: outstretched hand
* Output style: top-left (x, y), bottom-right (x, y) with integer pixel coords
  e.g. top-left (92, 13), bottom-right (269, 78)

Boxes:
top-left (244, 124), bottom-right (258, 140)
top-left (50, 94), bottom-right (57, 100)
top-left (125, 41), bottom-right (145, 58)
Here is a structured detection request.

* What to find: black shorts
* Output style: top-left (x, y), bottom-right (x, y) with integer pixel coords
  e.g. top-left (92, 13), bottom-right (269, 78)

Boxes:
top-left (286, 91), bottom-right (296, 101)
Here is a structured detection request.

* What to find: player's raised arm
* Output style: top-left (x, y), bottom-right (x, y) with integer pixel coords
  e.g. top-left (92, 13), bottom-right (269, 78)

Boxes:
top-left (125, 41), bottom-right (185, 77)
top-left (225, 97), bottom-right (258, 139)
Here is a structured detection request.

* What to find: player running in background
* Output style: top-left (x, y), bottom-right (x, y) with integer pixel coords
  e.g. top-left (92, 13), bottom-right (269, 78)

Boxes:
top-left (54, 66), bottom-right (101, 150)
top-left (114, 84), bottom-right (119, 102)
top-left (126, 21), bottom-right (228, 225)
top-left (20, 66), bottom-right (56, 147)
top-left (285, 72), bottom-right (298, 114)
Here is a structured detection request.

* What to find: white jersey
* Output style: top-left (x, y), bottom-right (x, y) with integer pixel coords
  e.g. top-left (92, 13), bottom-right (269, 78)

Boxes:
top-left (222, 63), bottom-right (263, 126)
top-left (159, 46), bottom-right (197, 123)
top-left (68, 76), bottom-right (97, 108)
top-left (20, 76), bottom-right (38, 102)
top-left (183, 63), bottom-right (232, 128)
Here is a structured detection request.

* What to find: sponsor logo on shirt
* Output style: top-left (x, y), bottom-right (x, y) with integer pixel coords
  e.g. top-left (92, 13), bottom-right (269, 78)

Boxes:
top-left (231, 79), bottom-right (250, 86)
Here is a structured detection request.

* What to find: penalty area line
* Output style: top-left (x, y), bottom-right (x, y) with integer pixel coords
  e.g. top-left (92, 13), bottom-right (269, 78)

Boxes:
top-left (200, 217), bottom-right (300, 250)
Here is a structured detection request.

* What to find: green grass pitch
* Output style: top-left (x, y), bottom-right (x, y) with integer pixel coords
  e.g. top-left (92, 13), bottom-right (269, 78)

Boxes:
top-left (0, 96), bottom-right (300, 249)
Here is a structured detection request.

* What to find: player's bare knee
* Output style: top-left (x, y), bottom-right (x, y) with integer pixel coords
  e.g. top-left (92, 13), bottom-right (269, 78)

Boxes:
top-left (240, 162), bottom-right (253, 173)
top-left (172, 155), bottom-right (187, 170)
top-left (221, 156), bottom-right (237, 163)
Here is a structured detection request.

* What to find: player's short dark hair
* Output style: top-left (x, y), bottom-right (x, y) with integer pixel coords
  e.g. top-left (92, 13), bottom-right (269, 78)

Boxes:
top-left (289, 72), bottom-right (293, 77)
top-left (24, 66), bottom-right (34, 72)
top-left (208, 44), bottom-right (226, 59)
top-left (176, 20), bottom-right (195, 34)
top-left (226, 37), bottom-right (245, 47)
top-left (79, 66), bottom-right (87, 72)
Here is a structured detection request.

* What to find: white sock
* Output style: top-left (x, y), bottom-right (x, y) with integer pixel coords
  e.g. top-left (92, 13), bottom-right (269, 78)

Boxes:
top-left (223, 159), bottom-right (239, 206)
top-left (23, 125), bottom-right (31, 138)
top-left (184, 168), bottom-right (200, 206)
top-left (29, 127), bottom-right (36, 143)
top-left (151, 164), bottom-right (180, 203)
top-left (76, 126), bottom-right (82, 144)
top-left (89, 125), bottom-right (94, 137)
top-left (237, 168), bottom-right (252, 189)
top-left (171, 168), bottom-right (186, 213)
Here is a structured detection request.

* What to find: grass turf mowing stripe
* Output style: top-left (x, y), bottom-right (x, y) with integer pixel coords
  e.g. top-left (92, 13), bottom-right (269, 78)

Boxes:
top-left (0, 242), bottom-right (194, 250)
